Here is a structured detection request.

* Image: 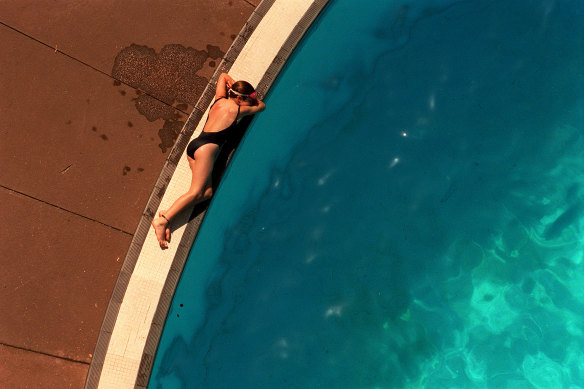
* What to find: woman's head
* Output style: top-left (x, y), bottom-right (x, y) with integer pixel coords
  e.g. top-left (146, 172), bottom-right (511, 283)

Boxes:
top-left (228, 80), bottom-right (258, 102)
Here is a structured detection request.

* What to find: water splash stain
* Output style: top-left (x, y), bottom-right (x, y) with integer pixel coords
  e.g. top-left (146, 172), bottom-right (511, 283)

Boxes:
top-left (158, 120), bottom-right (186, 152)
top-left (90, 125), bottom-right (109, 141)
top-left (122, 165), bottom-right (145, 176)
top-left (175, 103), bottom-right (188, 111)
top-left (112, 43), bottom-right (225, 152)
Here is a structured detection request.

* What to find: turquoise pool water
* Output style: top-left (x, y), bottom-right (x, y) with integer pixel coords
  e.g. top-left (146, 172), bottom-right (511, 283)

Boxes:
top-left (149, 0), bottom-right (584, 387)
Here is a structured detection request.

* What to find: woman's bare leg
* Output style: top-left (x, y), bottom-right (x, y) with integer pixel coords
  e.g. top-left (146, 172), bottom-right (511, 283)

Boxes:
top-left (152, 145), bottom-right (217, 248)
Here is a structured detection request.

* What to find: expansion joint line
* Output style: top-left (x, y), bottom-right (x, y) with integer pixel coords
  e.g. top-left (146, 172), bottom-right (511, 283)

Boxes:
top-left (0, 21), bottom-right (188, 116)
top-left (0, 342), bottom-right (90, 366)
top-left (1, 184), bottom-right (133, 236)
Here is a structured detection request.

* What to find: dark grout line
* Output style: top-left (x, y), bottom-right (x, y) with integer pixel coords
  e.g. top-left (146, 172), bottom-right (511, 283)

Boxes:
top-left (1, 184), bottom-right (133, 236)
top-left (0, 342), bottom-right (90, 366)
top-left (0, 21), bottom-right (189, 117)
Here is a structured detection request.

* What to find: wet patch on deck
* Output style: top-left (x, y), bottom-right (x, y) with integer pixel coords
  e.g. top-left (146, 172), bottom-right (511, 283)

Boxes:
top-left (112, 43), bottom-right (224, 152)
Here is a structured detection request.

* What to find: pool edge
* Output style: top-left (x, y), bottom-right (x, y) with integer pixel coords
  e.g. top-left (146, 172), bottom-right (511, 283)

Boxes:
top-left (85, 1), bottom-right (330, 388)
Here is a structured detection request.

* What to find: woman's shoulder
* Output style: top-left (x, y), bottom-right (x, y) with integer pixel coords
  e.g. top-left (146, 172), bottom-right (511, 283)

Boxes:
top-left (210, 98), bottom-right (239, 115)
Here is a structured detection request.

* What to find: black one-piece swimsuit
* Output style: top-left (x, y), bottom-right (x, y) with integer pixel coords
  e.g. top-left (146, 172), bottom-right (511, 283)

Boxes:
top-left (186, 97), bottom-right (240, 158)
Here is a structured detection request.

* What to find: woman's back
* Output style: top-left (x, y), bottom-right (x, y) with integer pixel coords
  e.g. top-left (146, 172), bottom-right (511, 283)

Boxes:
top-left (204, 98), bottom-right (240, 133)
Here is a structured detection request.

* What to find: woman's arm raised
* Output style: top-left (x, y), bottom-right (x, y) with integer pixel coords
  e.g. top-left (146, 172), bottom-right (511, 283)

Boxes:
top-left (215, 73), bottom-right (235, 99)
top-left (241, 99), bottom-right (266, 116)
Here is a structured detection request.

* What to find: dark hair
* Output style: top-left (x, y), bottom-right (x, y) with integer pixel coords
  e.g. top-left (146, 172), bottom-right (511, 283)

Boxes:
top-left (229, 80), bottom-right (256, 100)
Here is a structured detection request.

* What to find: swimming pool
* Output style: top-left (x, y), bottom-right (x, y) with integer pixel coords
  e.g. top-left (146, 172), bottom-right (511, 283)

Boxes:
top-left (149, 0), bottom-right (584, 387)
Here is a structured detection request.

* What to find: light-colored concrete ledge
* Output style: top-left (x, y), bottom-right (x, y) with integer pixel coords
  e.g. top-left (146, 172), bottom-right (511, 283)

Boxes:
top-left (85, 0), bottom-right (329, 388)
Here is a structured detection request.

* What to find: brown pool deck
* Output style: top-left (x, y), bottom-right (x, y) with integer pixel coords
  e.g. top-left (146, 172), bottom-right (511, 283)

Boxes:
top-left (0, 1), bottom-right (259, 387)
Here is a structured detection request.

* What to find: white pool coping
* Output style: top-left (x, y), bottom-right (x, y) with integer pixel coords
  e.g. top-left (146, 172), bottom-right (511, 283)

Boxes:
top-left (85, 0), bottom-right (329, 387)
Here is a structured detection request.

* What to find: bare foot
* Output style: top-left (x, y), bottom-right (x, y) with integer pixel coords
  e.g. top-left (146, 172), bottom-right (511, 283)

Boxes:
top-left (160, 211), bottom-right (171, 246)
top-left (152, 212), bottom-right (170, 248)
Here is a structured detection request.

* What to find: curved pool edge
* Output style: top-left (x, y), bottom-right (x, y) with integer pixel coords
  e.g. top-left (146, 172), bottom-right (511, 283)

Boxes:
top-left (85, 0), bottom-right (330, 388)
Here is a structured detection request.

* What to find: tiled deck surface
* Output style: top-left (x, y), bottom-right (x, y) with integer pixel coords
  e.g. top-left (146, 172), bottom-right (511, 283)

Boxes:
top-left (1, 0), bottom-right (328, 387)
